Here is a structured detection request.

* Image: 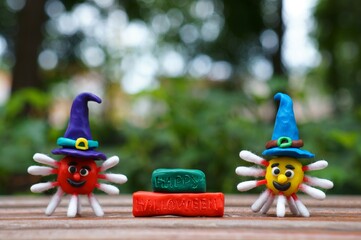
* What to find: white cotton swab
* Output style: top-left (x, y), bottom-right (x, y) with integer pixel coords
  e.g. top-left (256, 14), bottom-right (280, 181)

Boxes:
top-left (97, 183), bottom-right (120, 195)
top-left (260, 193), bottom-right (275, 214)
top-left (303, 160), bottom-right (328, 172)
top-left (45, 188), bottom-right (64, 216)
top-left (276, 195), bottom-right (286, 217)
top-left (77, 196), bottom-right (82, 215)
top-left (237, 180), bottom-right (265, 192)
top-left (88, 193), bottom-right (104, 217)
top-left (67, 194), bottom-right (79, 218)
top-left (100, 156), bottom-right (119, 172)
top-left (287, 196), bottom-right (299, 216)
top-left (103, 173), bottom-right (128, 184)
top-left (251, 189), bottom-right (271, 212)
top-left (299, 183), bottom-right (326, 200)
top-left (235, 166), bottom-right (266, 177)
top-left (237, 180), bottom-right (257, 191)
top-left (28, 166), bottom-right (55, 176)
top-left (239, 150), bottom-right (269, 166)
top-left (304, 175), bottom-right (334, 189)
top-left (293, 196), bottom-right (310, 217)
top-left (30, 182), bottom-right (56, 193)
top-left (33, 153), bottom-right (58, 168)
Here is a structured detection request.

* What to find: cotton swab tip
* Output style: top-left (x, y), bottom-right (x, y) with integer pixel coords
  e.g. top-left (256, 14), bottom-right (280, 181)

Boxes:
top-left (239, 150), bottom-right (268, 166)
top-left (104, 173), bottom-right (128, 184)
top-left (100, 156), bottom-right (120, 171)
top-left (28, 166), bottom-right (54, 176)
top-left (98, 183), bottom-right (120, 195)
top-left (33, 153), bottom-right (58, 168)
top-left (30, 182), bottom-right (55, 193)
top-left (299, 184), bottom-right (326, 200)
top-left (303, 160), bottom-right (328, 171)
top-left (235, 166), bottom-right (265, 177)
top-left (276, 195), bottom-right (286, 217)
top-left (304, 175), bottom-right (334, 189)
top-left (237, 180), bottom-right (258, 192)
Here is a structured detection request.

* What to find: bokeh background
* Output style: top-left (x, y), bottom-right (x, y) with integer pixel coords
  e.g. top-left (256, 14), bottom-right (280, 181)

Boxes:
top-left (0, 0), bottom-right (360, 195)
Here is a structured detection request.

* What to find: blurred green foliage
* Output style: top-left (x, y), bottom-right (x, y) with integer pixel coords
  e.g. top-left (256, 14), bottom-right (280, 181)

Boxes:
top-left (1, 77), bottom-right (361, 195)
top-left (0, 89), bottom-right (50, 193)
top-left (118, 79), bottom-right (271, 193)
top-left (113, 78), bottom-right (361, 195)
top-left (1, 0), bottom-right (361, 196)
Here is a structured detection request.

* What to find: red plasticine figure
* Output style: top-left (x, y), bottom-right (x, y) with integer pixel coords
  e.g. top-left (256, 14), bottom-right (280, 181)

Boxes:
top-left (235, 93), bottom-right (333, 217)
top-left (28, 93), bottom-right (127, 217)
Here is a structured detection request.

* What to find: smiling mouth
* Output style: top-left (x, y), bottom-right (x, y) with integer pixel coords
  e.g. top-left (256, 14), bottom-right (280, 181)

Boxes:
top-left (273, 181), bottom-right (291, 191)
top-left (67, 178), bottom-right (86, 188)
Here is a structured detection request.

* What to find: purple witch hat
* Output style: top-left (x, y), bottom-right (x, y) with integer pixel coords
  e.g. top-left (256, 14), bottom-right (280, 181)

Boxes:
top-left (52, 92), bottom-right (106, 160)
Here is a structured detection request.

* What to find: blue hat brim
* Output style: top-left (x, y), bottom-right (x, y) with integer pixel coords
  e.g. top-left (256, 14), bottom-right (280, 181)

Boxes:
top-left (262, 147), bottom-right (314, 159)
top-left (52, 148), bottom-right (106, 160)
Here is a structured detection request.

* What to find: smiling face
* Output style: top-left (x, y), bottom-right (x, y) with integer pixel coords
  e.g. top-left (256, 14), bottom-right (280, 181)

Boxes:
top-left (265, 157), bottom-right (304, 197)
top-left (57, 157), bottom-right (99, 194)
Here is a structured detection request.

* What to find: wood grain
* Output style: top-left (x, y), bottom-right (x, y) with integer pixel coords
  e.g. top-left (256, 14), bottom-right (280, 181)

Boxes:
top-left (1, 194), bottom-right (361, 239)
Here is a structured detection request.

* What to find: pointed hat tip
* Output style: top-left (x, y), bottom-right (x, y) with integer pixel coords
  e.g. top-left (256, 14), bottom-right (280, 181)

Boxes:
top-left (274, 92), bottom-right (283, 100)
top-left (274, 92), bottom-right (291, 103)
top-left (75, 92), bottom-right (102, 104)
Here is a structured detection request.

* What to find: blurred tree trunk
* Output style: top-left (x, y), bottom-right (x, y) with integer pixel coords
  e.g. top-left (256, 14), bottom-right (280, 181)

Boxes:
top-left (266, 0), bottom-right (286, 94)
top-left (272, 0), bottom-right (284, 76)
top-left (11, 0), bottom-right (46, 94)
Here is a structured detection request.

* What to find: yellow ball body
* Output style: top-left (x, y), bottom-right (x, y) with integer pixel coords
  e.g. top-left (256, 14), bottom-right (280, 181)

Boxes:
top-left (265, 157), bottom-right (304, 197)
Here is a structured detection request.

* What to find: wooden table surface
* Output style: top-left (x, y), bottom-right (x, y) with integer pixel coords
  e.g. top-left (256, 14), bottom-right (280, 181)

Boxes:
top-left (1, 194), bottom-right (361, 239)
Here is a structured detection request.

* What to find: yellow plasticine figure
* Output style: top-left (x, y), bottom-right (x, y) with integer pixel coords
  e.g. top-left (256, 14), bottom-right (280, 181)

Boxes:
top-left (265, 157), bottom-right (304, 197)
top-left (235, 93), bottom-right (333, 217)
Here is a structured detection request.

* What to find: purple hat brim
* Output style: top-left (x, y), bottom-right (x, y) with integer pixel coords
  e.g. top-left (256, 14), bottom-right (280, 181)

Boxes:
top-left (52, 148), bottom-right (106, 160)
top-left (262, 147), bottom-right (314, 159)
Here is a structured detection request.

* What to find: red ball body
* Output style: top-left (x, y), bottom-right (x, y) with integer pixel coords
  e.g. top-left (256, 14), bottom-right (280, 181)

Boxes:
top-left (57, 157), bottom-right (99, 194)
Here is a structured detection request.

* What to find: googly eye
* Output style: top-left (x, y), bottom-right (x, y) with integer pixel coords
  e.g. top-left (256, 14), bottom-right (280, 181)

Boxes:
top-left (68, 166), bottom-right (77, 174)
top-left (272, 167), bottom-right (280, 176)
top-left (79, 168), bottom-right (89, 176)
top-left (285, 169), bottom-right (294, 178)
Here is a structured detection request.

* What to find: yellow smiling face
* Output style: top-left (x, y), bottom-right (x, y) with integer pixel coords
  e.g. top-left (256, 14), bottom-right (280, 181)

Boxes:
top-left (265, 157), bottom-right (304, 197)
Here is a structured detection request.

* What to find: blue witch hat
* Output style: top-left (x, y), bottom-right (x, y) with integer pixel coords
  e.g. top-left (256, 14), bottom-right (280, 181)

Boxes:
top-left (52, 92), bottom-right (106, 160)
top-left (262, 92), bottom-right (314, 159)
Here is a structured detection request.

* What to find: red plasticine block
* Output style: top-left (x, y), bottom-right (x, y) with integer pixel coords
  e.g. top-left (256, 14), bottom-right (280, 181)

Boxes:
top-left (132, 191), bottom-right (224, 217)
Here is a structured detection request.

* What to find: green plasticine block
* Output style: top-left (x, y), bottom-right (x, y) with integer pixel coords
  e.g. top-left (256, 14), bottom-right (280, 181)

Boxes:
top-left (151, 168), bottom-right (206, 193)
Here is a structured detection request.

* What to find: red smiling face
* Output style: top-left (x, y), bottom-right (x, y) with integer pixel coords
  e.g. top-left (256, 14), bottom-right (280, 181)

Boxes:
top-left (57, 157), bottom-right (99, 194)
